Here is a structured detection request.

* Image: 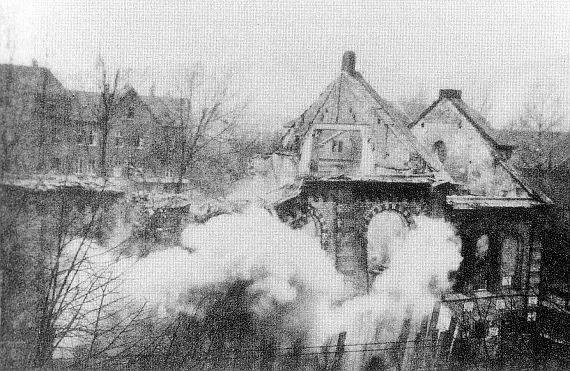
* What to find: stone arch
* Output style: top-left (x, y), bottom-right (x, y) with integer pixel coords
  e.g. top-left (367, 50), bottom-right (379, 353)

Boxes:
top-left (283, 204), bottom-right (324, 245)
top-left (362, 202), bottom-right (414, 234)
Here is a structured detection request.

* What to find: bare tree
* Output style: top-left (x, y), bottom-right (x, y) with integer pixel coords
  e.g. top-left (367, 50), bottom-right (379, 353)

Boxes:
top-left (29, 190), bottom-right (122, 366)
top-left (0, 184), bottom-right (148, 368)
top-left (398, 90), bottom-right (430, 121)
top-left (508, 79), bottom-right (566, 171)
top-left (92, 57), bottom-right (125, 178)
top-left (151, 67), bottom-right (244, 193)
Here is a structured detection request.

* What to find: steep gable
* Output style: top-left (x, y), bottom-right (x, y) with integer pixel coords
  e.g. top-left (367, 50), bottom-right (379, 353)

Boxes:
top-left (283, 52), bottom-right (446, 181)
top-left (0, 64), bottom-right (65, 95)
top-left (410, 90), bottom-right (549, 203)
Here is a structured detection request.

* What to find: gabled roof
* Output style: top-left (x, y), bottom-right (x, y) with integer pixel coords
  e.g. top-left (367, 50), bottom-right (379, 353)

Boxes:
top-left (0, 63), bottom-right (65, 94)
top-left (69, 90), bottom-right (100, 121)
top-left (68, 87), bottom-right (170, 124)
top-left (138, 94), bottom-right (187, 126)
top-left (493, 129), bottom-right (570, 169)
top-left (283, 51), bottom-right (445, 174)
top-left (409, 90), bottom-right (513, 150)
top-left (497, 160), bottom-right (552, 204)
top-left (285, 68), bottom-right (411, 140)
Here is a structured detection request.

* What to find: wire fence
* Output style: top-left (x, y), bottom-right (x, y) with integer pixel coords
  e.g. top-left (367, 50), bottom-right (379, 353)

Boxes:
top-left (3, 334), bottom-right (567, 370)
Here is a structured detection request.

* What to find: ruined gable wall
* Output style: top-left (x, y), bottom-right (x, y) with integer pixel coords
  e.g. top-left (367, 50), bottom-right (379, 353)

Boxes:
top-left (412, 101), bottom-right (528, 197)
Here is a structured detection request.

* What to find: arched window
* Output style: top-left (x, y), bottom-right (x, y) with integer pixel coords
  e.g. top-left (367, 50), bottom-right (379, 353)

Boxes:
top-left (366, 211), bottom-right (408, 273)
top-left (432, 140), bottom-right (447, 163)
top-left (501, 235), bottom-right (521, 288)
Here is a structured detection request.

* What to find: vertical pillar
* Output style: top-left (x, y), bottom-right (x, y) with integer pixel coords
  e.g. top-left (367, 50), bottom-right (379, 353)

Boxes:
top-left (333, 189), bottom-right (368, 295)
top-left (528, 226), bottom-right (542, 295)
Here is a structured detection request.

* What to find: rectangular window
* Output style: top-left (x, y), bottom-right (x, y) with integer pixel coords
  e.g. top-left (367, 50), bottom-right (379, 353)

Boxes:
top-left (115, 132), bottom-right (124, 147)
top-left (76, 129), bottom-right (85, 144)
top-left (50, 126), bottom-right (59, 144)
top-left (50, 157), bottom-right (61, 172)
top-left (331, 139), bottom-right (344, 153)
top-left (87, 130), bottom-right (98, 146)
top-left (132, 135), bottom-right (144, 149)
top-left (75, 157), bottom-right (85, 173)
top-left (87, 158), bottom-right (97, 175)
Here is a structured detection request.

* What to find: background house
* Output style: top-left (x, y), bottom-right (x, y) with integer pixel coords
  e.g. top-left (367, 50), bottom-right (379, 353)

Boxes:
top-left (0, 63), bottom-right (250, 195)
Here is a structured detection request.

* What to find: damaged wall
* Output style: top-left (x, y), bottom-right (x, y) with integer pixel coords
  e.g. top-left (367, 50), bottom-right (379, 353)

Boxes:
top-left (411, 100), bottom-right (528, 197)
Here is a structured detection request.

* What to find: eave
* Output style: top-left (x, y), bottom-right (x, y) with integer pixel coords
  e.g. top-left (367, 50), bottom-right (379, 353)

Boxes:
top-left (302, 174), bottom-right (437, 184)
top-left (446, 195), bottom-right (545, 210)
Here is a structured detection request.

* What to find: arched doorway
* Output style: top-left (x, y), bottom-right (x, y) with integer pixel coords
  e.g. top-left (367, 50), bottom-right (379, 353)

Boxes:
top-left (366, 211), bottom-right (409, 274)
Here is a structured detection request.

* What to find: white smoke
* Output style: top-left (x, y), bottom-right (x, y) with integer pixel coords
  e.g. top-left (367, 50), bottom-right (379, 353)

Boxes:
top-left (118, 206), bottom-right (345, 315)
top-left (56, 204), bottom-right (461, 367)
top-left (307, 215), bottom-right (462, 367)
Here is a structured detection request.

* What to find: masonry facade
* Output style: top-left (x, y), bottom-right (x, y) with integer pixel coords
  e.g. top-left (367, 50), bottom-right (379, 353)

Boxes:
top-left (267, 52), bottom-right (562, 369)
top-left (0, 63), bottom-right (190, 192)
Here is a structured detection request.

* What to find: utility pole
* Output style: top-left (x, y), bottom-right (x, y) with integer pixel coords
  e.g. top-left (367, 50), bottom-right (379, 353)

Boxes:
top-left (330, 331), bottom-right (346, 371)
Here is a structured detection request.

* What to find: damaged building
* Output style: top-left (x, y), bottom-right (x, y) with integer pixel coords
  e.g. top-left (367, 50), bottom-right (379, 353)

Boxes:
top-left (259, 51), bottom-right (567, 369)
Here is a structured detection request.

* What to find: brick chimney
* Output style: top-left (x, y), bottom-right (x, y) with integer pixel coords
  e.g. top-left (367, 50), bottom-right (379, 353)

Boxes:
top-left (341, 51), bottom-right (356, 75)
top-left (439, 89), bottom-right (462, 99)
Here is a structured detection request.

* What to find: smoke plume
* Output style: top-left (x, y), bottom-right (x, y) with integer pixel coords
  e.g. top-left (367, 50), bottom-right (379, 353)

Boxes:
top-left (58, 203), bottom-right (461, 368)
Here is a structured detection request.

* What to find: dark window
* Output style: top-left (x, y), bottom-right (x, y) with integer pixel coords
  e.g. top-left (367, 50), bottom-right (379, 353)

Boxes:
top-left (131, 135), bottom-right (143, 148)
top-left (50, 157), bottom-right (61, 171)
top-left (0, 95), bottom-right (10, 106)
top-left (88, 158), bottom-right (97, 174)
top-left (331, 139), bottom-right (344, 153)
top-left (127, 106), bottom-right (135, 119)
top-left (473, 321), bottom-right (487, 339)
top-left (75, 158), bottom-right (85, 173)
top-left (87, 130), bottom-right (96, 146)
top-left (76, 129), bottom-right (85, 144)
top-left (432, 140), bottom-right (447, 163)
top-left (115, 133), bottom-right (124, 147)
top-left (50, 126), bottom-right (59, 143)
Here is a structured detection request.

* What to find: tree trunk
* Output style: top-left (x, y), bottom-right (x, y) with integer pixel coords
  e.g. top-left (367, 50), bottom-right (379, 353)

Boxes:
top-left (100, 128), bottom-right (108, 178)
top-left (176, 137), bottom-right (188, 194)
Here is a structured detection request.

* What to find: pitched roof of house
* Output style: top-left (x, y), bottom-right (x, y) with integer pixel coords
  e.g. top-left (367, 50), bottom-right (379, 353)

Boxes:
top-left (409, 90), bottom-right (514, 150)
top-left (67, 87), bottom-right (180, 124)
top-left (68, 90), bottom-right (101, 121)
top-left (138, 94), bottom-right (186, 125)
top-left (284, 51), bottom-right (445, 174)
top-left (285, 64), bottom-right (410, 138)
top-left (493, 129), bottom-right (570, 168)
top-left (0, 63), bottom-right (65, 94)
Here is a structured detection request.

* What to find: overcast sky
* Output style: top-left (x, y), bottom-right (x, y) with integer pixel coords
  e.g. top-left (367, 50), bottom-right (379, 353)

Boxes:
top-left (1, 0), bottom-right (569, 130)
